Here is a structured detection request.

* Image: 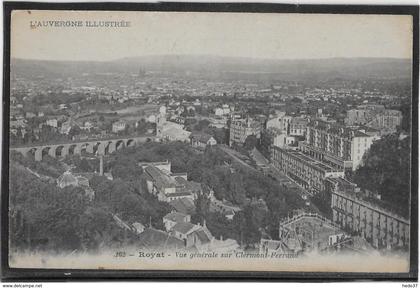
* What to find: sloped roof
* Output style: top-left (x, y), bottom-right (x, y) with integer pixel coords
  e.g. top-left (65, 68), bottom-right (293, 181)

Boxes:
top-left (171, 222), bottom-right (196, 235)
top-left (137, 228), bottom-right (184, 250)
top-left (132, 222), bottom-right (145, 230)
top-left (290, 117), bottom-right (308, 125)
top-left (167, 191), bottom-right (193, 198)
top-left (174, 177), bottom-right (202, 193)
top-left (144, 166), bottom-right (177, 189)
top-left (163, 211), bottom-right (189, 223)
top-left (193, 229), bottom-right (212, 244)
top-left (169, 198), bottom-right (196, 215)
top-left (57, 171), bottom-right (78, 187)
top-left (190, 133), bottom-right (214, 143)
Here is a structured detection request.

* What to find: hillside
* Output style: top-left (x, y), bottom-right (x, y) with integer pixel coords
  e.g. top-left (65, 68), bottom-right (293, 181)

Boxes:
top-left (11, 56), bottom-right (412, 82)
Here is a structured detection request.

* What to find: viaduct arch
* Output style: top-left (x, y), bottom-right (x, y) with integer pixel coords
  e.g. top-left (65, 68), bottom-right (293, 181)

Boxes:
top-left (10, 136), bottom-right (154, 161)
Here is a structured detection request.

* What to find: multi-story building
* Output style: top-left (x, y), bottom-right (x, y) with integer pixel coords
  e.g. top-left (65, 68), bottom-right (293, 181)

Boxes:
top-left (45, 118), bottom-right (58, 128)
top-left (367, 110), bottom-right (403, 135)
top-left (289, 117), bottom-right (308, 137)
top-left (265, 212), bottom-right (348, 254)
top-left (345, 104), bottom-right (386, 125)
top-left (272, 146), bottom-right (344, 194)
top-left (259, 128), bottom-right (277, 160)
top-left (265, 112), bottom-right (286, 131)
top-left (141, 161), bottom-right (197, 202)
top-left (265, 114), bottom-right (307, 136)
top-left (214, 104), bottom-right (231, 116)
top-left (229, 117), bottom-right (261, 147)
top-left (328, 177), bottom-right (410, 249)
top-left (190, 133), bottom-right (217, 149)
top-left (299, 120), bottom-right (379, 171)
top-left (112, 120), bottom-right (127, 133)
top-left (259, 128), bottom-right (297, 160)
top-left (345, 104), bottom-right (402, 134)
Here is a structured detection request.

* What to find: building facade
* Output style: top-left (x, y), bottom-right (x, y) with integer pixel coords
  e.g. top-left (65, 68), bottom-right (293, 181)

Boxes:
top-left (366, 109), bottom-right (403, 135)
top-left (329, 178), bottom-right (410, 249)
top-left (190, 133), bottom-right (217, 149)
top-left (272, 146), bottom-right (344, 194)
top-left (345, 105), bottom-right (402, 134)
top-left (345, 104), bottom-right (386, 125)
top-left (265, 112), bottom-right (287, 131)
top-left (112, 120), bottom-right (127, 133)
top-left (289, 117), bottom-right (308, 137)
top-left (299, 120), bottom-right (378, 171)
top-left (259, 128), bottom-right (297, 160)
top-left (141, 161), bottom-right (199, 203)
top-left (229, 118), bottom-right (261, 147)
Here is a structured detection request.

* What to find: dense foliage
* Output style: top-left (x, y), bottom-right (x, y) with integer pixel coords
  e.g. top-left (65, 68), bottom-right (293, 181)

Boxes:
top-left (9, 160), bottom-right (170, 253)
top-left (352, 134), bottom-right (411, 218)
top-left (107, 142), bottom-right (305, 245)
top-left (10, 142), bottom-right (305, 252)
top-left (9, 163), bottom-right (128, 252)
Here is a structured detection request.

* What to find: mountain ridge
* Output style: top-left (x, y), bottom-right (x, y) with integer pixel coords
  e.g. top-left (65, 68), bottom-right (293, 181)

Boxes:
top-left (10, 55), bottom-right (412, 82)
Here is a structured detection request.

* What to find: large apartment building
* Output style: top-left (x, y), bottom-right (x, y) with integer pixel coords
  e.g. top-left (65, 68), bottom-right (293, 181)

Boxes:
top-left (367, 109), bottom-right (403, 134)
top-left (289, 117), bottom-right (308, 137)
top-left (328, 177), bottom-right (410, 249)
top-left (272, 146), bottom-right (344, 194)
top-left (265, 114), bottom-right (308, 137)
top-left (259, 128), bottom-right (297, 159)
top-left (345, 104), bottom-right (402, 134)
top-left (140, 161), bottom-right (199, 202)
top-left (345, 104), bottom-right (386, 125)
top-left (229, 117), bottom-right (261, 147)
top-left (299, 120), bottom-right (379, 171)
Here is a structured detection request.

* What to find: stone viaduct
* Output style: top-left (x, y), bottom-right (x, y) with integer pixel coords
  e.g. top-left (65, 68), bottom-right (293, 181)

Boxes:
top-left (10, 136), bottom-right (154, 161)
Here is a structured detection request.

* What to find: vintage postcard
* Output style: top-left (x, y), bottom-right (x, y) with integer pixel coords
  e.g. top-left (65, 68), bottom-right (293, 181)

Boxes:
top-left (3, 4), bottom-right (417, 279)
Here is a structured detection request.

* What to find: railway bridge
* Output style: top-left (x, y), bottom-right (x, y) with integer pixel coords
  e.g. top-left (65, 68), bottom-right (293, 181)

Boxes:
top-left (10, 136), bottom-right (154, 161)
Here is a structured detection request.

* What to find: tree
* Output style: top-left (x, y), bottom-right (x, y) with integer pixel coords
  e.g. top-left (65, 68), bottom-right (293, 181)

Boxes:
top-left (244, 135), bottom-right (257, 151)
top-left (79, 158), bottom-right (91, 172)
top-left (194, 119), bottom-right (210, 131)
top-left (193, 192), bottom-right (211, 224)
top-left (205, 212), bottom-right (238, 241)
top-left (233, 206), bottom-right (261, 248)
top-left (229, 173), bottom-right (246, 205)
top-left (89, 175), bottom-right (108, 190)
top-left (68, 125), bottom-right (82, 138)
top-left (352, 134), bottom-right (410, 217)
top-left (208, 127), bottom-right (229, 144)
top-left (112, 161), bottom-right (143, 181)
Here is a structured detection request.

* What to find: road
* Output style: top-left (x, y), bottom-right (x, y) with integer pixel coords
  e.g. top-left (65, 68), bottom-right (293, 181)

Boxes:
top-left (248, 147), bottom-right (322, 214)
top-left (218, 145), bottom-right (257, 171)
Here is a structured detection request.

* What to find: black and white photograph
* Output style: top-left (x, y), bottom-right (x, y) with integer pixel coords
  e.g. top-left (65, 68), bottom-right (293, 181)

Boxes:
top-left (2, 4), bottom-right (418, 279)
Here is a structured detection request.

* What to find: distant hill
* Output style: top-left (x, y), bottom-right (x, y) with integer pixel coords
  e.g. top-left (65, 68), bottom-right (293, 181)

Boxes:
top-left (10, 55), bottom-right (412, 82)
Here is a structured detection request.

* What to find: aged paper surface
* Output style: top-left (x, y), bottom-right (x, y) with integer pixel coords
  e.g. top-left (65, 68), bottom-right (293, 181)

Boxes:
top-left (8, 10), bottom-right (413, 273)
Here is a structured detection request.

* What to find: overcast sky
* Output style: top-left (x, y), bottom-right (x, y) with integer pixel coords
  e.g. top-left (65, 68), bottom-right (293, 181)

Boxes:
top-left (11, 10), bottom-right (413, 61)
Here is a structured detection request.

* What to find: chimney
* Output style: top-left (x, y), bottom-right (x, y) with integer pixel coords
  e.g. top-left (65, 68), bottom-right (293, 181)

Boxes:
top-left (99, 155), bottom-right (104, 176)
